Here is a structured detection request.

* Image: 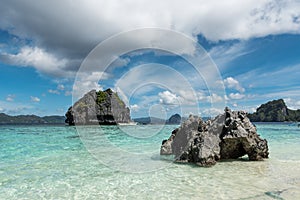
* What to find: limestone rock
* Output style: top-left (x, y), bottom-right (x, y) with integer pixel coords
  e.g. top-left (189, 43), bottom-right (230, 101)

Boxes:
top-left (160, 107), bottom-right (269, 167)
top-left (248, 99), bottom-right (300, 122)
top-left (166, 114), bottom-right (182, 124)
top-left (65, 89), bottom-right (131, 125)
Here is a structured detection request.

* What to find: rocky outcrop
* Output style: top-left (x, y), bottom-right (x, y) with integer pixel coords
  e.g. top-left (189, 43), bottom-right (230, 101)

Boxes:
top-left (248, 99), bottom-right (300, 122)
top-left (65, 89), bottom-right (131, 125)
top-left (161, 107), bottom-right (269, 167)
top-left (166, 114), bottom-right (181, 124)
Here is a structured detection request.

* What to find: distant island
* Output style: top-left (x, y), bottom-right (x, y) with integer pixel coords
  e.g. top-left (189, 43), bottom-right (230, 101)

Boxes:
top-left (0, 113), bottom-right (65, 125)
top-left (1, 95), bottom-right (299, 125)
top-left (134, 113), bottom-right (182, 125)
top-left (248, 99), bottom-right (300, 122)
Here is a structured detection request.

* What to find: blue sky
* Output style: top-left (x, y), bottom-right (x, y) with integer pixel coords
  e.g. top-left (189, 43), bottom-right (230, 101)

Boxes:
top-left (0, 0), bottom-right (300, 118)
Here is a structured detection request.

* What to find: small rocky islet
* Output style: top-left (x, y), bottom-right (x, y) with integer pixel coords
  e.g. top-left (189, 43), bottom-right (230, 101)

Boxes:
top-left (161, 107), bottom-right (269, 167)
top-left (65, 88), bottom-right (131, 125)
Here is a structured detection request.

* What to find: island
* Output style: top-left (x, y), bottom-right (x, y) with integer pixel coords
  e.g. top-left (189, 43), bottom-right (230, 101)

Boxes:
top-left (133, 114), bottom-right (182, 125)
top-left (248, 99), bottom-right (300, 122)
top-left (65, 88), bottom-right (132, 125)
top-left (0, 113), bottom-right (65, 125)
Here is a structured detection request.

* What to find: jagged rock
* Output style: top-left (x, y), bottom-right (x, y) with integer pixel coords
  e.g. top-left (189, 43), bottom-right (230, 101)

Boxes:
top-left (65, 89), bottom-right (131, 125)
top-left (160, 107), bottom-right (269, 167)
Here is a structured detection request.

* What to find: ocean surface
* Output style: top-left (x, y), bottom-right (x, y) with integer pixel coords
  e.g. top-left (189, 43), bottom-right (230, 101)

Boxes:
top-left (0, 123), bottom-right (300, 199)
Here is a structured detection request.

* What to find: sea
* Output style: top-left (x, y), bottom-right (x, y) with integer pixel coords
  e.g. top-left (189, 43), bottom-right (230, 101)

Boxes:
top-left (0, 123), bottom-right (300, 200)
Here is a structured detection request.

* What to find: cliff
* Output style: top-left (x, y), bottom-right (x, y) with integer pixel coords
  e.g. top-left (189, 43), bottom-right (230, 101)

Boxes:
top-left (65, 88), bottom-right (131, 125)
top-left (248, 99), bottom-right (300, 122)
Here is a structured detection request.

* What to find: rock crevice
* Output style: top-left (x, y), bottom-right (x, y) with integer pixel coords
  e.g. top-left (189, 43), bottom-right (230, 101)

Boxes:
top-left (161, 107), bottom-right (269, 167)
top-left (65, 89), bottom-right (131, 125)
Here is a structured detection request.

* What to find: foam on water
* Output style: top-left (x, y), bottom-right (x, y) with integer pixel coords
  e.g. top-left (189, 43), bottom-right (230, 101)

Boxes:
top-left (0, 123), bottom-right (300, 199)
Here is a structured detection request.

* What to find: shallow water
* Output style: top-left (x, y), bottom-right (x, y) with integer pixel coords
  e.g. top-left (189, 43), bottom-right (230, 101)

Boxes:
top-left (0, 123), bottom-right (299, 199)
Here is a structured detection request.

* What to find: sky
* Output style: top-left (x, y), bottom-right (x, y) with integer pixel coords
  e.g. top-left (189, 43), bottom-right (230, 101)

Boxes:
top-left (0, 0), bottom-right (300, 118)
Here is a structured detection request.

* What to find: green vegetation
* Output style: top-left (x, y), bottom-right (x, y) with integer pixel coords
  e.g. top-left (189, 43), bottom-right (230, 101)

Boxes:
top-left (248, 99), bottom-right (300, 122)
top-left (96, 91), bottom-right (107, 104)
top-left (114, 93), bottom-right (125, 107)
top-left (0, 113), bottom-right (65, 124)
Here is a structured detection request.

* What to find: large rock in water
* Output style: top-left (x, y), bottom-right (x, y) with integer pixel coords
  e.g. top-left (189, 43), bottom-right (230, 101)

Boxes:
top-left (65, 89), bottom-right (131, 125)
top-left (160, 107), bottom-right (269, 167)
top-left (248, 99), bottom-right (300, 122)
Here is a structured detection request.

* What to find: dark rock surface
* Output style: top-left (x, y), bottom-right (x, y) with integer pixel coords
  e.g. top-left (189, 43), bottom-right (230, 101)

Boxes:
top-left (65, 89), bottom-right (131, 125)
top-left (167, 114), bottom-right (182, 124)
top-left (248, 99), bottom-right (300, 122)
top-left (161, 107), bottom-right (269, 167)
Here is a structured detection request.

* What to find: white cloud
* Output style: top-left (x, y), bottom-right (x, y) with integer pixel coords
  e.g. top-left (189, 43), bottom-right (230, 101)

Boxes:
top-left (209, 42), bottom-right (252, 70)
top-left (202, 108), bottom-right (224, 116)
top-left (0, 100), bottom-right (34, 115)
top-left (1, 0), bottom-right (299, 44)
top-left (237, 64), bottom-right (300, 90)
top-left (158, 91), bottom-right (182, 105)
top-left (1, 0), bottom-right (300, 79)
top-left (229, 93), bottom-right (245, 100)
top-left (1, 46), bottom-right (71, 78)
top-left (72, 71), bottom-right (111, 99)
top-left (6, 94), bottom-right (15, 102)
top-left (224, 77), bottom-right (245, 93)
top-left (130, 104), bottom-right (140, 112)
top-left (57, 84), bottom-right (65, 91)
top-left (284, 98), bottom-right (300, 110)
top-left (30, 96), bottom-right (40, 102)
top-left (207, 93), bottom-right (224, 103)
top-left (48, 89), bottom-right (60, 95)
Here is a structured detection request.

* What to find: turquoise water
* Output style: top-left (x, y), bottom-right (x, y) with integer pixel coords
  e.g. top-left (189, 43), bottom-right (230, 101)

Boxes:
top-left (0, 123), bottom-right (300, 199)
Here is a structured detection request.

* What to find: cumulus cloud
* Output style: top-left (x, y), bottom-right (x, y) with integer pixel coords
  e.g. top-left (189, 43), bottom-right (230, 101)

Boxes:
top-left (57, 84), bottom-right (65, 91)
top-left (207, 93), bottom-right (224, 103)
top-left (202, 108), bottom-right (223, 116)
top-left (229, 93), bottom-right (246, 100)
top-left (284, 98), bottom-right (300, 110)
top-left (48, 89), bottom-right (60, 95)
top-left (30, 96), bottom-right (40, 102)
top-left (47, 84), bottom-right (66, 95)
top-left (130, 104), bottom-right (140, 112)
top-left (72, 71), bottom-right (111, 99)
top-left (224, 77), bottom-right (245, 93)
top-left (0, 100), bottom-right (32, 115)
top-left (159, 91), bottom-right (182, 105)
top-left (0, 0), bottom-right (299, 78)
top-left (0, 46), bottom-right (71, 77)
top-left (6, 94), bottom-right (16, 102)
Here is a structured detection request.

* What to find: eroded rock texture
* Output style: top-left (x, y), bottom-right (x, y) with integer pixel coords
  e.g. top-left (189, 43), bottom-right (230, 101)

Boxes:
top-left (65, 89), bottom-right (131, 125)
top-left (161, 107), bottom-right (269, 167)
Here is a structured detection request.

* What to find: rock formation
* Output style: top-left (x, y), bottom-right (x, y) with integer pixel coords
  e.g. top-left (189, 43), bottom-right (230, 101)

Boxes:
top-left (65, 88), bottom-right (131, 125)
top-left (161, 107), bottom-right (269, 167)
top-left (248, 99), bottom-right (300, 122)
top-left (167, 114), bottom-right (182, 124)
